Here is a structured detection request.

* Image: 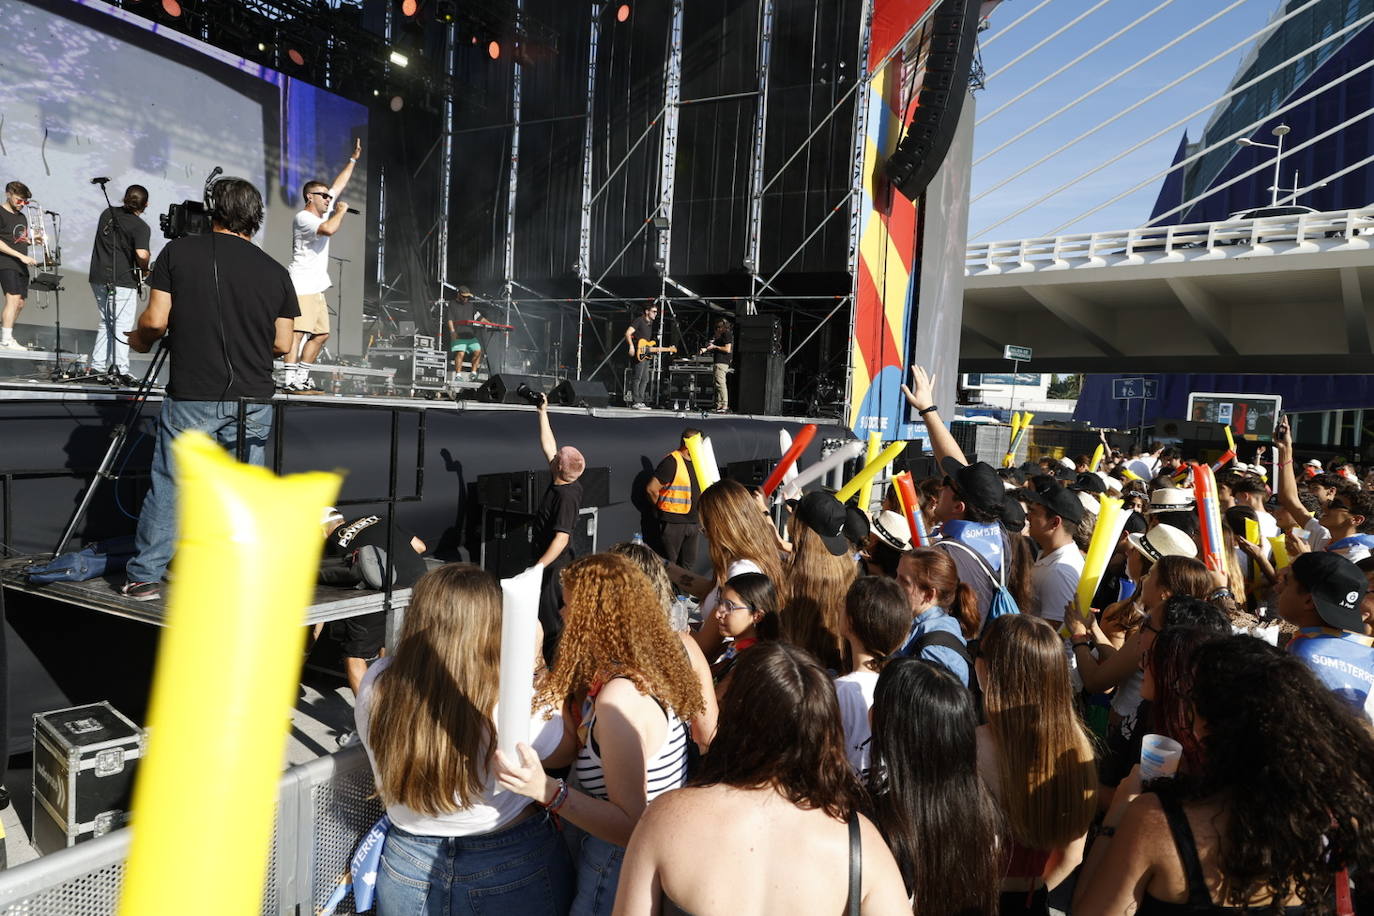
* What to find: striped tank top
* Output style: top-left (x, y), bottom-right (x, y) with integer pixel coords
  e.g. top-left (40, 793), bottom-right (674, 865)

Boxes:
top-left (574, 680), bottom-right (689, 803)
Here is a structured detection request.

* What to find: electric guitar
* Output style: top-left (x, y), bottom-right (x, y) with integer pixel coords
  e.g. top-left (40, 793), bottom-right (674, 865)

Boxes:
top-left (635, 339), bottom-right (678, 362)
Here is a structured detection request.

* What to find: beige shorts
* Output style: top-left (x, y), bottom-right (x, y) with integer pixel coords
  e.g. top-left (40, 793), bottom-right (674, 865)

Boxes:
top-left (294, 292), bottom-right (330, 335)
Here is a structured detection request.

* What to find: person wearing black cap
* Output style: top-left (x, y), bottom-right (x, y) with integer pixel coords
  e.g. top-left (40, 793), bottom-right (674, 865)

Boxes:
top-left (930, 457), bottom-right (1020, 628)
top-left (1024, 478), bottom-right (1085, 625)
top-left (783, 490), bottom-right (863, 670)
top-left (1279, 552), bottom-right (1374, 717)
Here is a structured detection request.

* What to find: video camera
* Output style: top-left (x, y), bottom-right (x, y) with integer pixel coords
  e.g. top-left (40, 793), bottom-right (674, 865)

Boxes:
top-left (515, 383), bottom-right (546, 407)
top-left (158, 166), bottom-right (224, 240)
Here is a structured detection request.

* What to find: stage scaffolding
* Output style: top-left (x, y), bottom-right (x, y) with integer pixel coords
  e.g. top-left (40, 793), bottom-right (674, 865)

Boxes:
top-left (424, 0), bottom-right (943, 419)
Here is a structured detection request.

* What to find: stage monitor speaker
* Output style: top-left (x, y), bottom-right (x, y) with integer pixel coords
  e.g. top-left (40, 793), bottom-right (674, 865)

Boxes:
top-left (481, 507), bottom-right (599, 579)
top-left (551, 379), bottom-right (611, 408)
top-left (725, 459), bottom-right (776, 488)
top-left (478, 373), bottom-right (545, 404)
top-left (736, 353), bottom-right (784, 416)
top-left (735, 316), bottom-right (782, 354)
top-left (882, 0), bottom-right (981, 202)
top-left (891, 449), bottom-right (935, 480)
top-left (477, 467), bottom-right (613, 515)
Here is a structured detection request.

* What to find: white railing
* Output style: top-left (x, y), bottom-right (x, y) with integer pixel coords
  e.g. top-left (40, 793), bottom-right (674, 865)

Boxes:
top-left (966, 206), bottom-right (1374, 275)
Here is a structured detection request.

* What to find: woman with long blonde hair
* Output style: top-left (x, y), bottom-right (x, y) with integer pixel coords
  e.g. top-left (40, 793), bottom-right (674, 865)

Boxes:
top-left (357, 563), bottom-right (575, 915)
top-left (781, 491), bottom-right (860, 671)
top-left (497, 552), bottom-right (706, 916)
top-left (976, 614), bottom-right (1098, 915)
top-left (672, 479), bottom-right (787, 659)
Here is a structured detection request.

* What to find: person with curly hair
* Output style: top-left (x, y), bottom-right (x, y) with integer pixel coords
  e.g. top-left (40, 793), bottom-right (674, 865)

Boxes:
top-left (670, 479), bottom-right (787, 659)
top-left (1075, 635), bottom-right (1374, 913)
top-left (357, 564), bottom-right (576, 915)
top-left (609, 540), bottom-right (717, 750)
top-left (977, 614), bottom-right (1098, 914)
top-left (496, 552), bottom-right (705, 916)
top-left (612, 642), bottom-right (910, 915)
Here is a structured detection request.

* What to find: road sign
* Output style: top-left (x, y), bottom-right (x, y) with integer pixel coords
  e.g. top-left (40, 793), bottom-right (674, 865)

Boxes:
top-left (1003, 344), bottom-right (1032, 362)
top-left (1143, 379), bottom-right (1158, 399)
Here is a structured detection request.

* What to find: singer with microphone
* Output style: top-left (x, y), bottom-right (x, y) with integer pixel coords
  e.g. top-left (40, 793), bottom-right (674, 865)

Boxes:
top-left (282, 138), bottom-right (361, 393)
top-left (88, 182), bottom-right (151, 383)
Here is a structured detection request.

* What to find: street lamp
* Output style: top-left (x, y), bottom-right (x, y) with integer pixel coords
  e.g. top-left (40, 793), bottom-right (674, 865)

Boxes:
top-left (1237, 123), bottom-right (1291, 207)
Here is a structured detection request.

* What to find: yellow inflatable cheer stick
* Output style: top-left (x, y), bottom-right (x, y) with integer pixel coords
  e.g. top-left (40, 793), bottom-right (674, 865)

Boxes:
top-left (836, 440), bottom-right (907, 504)
top-left (682, 432), bottom-right (718, 494)
top-left (1089, 443), bottom-right (1104, 473)
top-left (1268, 535), bottom-right (1292, 570)
top-left (1074, 495), bottom-right (1129, 619)
top-left (856, 431), bottom-right (883, 511)
top-left (1002, 413), bottom-right (1023, 468)
top-left (118, 432), bottom-right (341, 916)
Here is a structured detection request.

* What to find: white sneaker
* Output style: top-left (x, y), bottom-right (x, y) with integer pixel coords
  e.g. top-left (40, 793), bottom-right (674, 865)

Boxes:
top-left (0, 339), bottom-right (27, 351)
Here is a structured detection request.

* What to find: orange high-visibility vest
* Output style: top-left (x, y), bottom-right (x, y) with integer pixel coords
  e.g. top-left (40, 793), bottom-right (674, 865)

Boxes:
top-left (656, 452), bottom-right (692, 514)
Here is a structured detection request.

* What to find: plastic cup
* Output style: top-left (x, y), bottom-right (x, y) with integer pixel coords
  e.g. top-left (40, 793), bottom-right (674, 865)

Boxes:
top-left (1140, 733), bottom-right (1184, 780)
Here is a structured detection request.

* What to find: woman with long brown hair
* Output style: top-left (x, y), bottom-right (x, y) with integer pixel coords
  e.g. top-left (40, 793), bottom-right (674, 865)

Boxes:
top-left (613, 642), bottom-right (910, 915)
top-left (357, 564), bottom-right (576, 915)
top-left (496, 552), bottom-right (706, 916)
top-left (783, 491), bottom-right (860, 671)
top-left (977, 614), bottom-right (1098, 915)
top-left (672, 479), bottom-right (787, 659)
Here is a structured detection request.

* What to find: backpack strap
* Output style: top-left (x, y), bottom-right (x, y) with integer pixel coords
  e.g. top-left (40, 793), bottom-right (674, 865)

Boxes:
top-left (846, 810), bottom-right (861, 916)
top-left (941, 536), bottom-right (1007, 589)
top-left (912, 629), bottom-right (973, 669)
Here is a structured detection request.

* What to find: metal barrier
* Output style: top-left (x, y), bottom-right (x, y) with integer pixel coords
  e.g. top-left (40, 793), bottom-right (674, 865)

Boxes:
top-left (0, 745), bottom-right (381, 916)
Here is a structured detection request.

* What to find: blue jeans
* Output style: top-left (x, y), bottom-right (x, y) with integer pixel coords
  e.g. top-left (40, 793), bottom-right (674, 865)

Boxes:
top-left (89, 283), bottom-right (138, 374)
top-left (125, 397), bottom-right (272, 584)
top-left (568, 826), bottom-right (625, 916)
top-left (376, 813), bottom-right (574, 916)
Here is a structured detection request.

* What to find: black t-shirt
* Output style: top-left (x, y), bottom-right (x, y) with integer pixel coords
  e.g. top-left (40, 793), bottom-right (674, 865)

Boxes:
top-left (324, 514), bottom-right (426, 588)
top-left (711, 328), bottom-right (733, 365)
top-left (89, 207), bottom-right (152, 288)
top-left (532, 480), bottom-right (583, 563)
top-left (654, 452), bottom-right (699, 524)
top-left (149, 232), bottom-right (299, 400)
top-left (631, 316), bottom-right (654, 343)
top-left (450, 300), bottom-right (483, 338)
top-left (0, 206), bottom-right (29, 273)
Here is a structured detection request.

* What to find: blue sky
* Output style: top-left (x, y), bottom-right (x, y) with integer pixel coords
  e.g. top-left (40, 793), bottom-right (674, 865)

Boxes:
top-left (969, 0), bottom-right (1285, 242)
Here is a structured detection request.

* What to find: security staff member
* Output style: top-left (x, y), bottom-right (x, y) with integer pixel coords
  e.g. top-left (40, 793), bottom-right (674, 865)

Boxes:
top-left (646, 428), bottom-right (703, 567)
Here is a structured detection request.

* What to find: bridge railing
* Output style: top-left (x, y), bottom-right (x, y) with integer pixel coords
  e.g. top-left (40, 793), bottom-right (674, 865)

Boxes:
top-left (967, 207), bottom-right (1374, 275)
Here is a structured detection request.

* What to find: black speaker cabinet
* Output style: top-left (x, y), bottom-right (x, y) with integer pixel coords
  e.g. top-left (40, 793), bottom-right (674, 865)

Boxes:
top-left (725, 459), bottom-right (776, 488)
top-left (551, 379), bottom-right (611, 408)
top-left (477, 373), bottom-right (547, 404)
top-left (481, 508), bottom-right (599, 578)
top-left (735, 316), bottom-right (782, 354)
top-left (476, 467), bottom-right (613, 515)
top-left (736, 353), bottom-right (785, 416)
top-left (882, 0), bottom-right (981, 201)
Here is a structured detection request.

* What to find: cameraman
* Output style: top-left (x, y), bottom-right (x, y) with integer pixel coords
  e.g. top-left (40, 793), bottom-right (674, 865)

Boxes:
top-left (120, 178), bottom-right (298, 601)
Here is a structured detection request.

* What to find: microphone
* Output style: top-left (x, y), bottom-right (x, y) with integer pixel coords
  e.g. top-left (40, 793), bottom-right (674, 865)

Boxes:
top-left (90, 176), bottom-right (110, 185)
top-left (346, 207), bottom-right (360, 215)
top-left (44, 210), bottom-right (59, 217)
top-left (206, 166), bottom-right (223, 181)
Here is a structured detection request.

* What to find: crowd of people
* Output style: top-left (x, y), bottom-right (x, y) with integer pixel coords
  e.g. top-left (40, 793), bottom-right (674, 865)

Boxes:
top-left (350, 366), bottom-right (1374, 916)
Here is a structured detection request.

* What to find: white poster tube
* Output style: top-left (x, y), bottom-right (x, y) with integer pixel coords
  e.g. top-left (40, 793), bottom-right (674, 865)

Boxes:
top-left (497, 564), bottom-right (544, 761)
top-left (700, 436), bottom-right (722, 487)
top-left (779, 430), bottom-right (799, 484)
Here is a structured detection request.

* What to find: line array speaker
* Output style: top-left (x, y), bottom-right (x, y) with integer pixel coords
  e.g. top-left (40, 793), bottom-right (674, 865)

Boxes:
top-left (882, 0), bottom-right (981, 202)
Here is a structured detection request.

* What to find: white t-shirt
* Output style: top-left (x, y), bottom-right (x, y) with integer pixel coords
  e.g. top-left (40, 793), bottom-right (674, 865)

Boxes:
top-left (356, 658), bottom-right (565, 837)
top-left (700, 558), bottom-right (762, 618)
top-left (288, 210), bottom-right (331, 295)
top-left (1305, 515), bottom-right (1331, 552)
top-left (1032, 541), bottom-right (1084, 623)
top-left (1127, 458), bottom-right (1158, 481)
top-left (834, 668), bottom-right (879, 776)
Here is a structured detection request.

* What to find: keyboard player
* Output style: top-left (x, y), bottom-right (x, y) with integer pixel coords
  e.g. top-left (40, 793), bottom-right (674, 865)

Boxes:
top-left (447, 286), bottom-right (485, 379)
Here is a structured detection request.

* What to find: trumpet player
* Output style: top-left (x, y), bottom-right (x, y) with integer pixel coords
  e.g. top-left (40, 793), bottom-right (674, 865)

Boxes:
top-left (0, 180), bottom-right (36, 351)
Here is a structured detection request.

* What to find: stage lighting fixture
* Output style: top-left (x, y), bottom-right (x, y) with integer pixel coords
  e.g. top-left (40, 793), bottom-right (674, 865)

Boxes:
top-left (287, 48), bottom-right (305, 66)
top-left (162, 0), bottom-right (182, 17)
top-left (652, 216), bottom-right (670, 231)
top-left (401, 0), bottom-right (418, 16)
top-left (617, 4), bottom-right (631, 22)
top-left (257, 41), bottom-right (268, 52)
top-left (488, 40), bottom-right (501, 59)
top-left (389, 50), bottom-right (410, 67)
top-left (390, 95), bottom-right (405, 112)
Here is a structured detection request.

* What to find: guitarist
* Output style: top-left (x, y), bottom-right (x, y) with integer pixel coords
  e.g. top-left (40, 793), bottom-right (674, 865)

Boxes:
top-left (88, 184), bottom-right (152, 383)
top-left (624, 300), bottom-right (659, 409)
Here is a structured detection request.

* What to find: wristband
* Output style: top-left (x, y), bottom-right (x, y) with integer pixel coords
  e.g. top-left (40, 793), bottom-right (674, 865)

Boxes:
top-left (917, 404), bottom-right (939, 416)
top-left (1071, 638), bottom-right (1095, 650)
top-left (543, 778), bottom-right (569, 812)
top-left (1208, 587), bottom-right (1234, 601)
